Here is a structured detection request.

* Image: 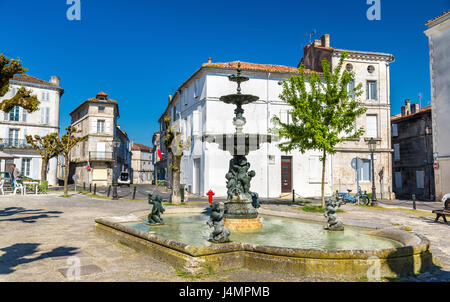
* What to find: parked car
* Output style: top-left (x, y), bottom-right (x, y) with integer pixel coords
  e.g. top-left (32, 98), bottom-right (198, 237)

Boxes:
top-left (117, 171), bottom-right (131, 187)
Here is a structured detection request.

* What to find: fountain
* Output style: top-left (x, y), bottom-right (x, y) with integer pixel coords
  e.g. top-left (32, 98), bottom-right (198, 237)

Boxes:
top-left (202, 62), bottom-right (275, 231)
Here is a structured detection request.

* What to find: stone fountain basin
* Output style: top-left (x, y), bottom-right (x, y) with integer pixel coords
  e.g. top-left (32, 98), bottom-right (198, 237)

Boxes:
top-left (94, 207), bottom-right (433, 279)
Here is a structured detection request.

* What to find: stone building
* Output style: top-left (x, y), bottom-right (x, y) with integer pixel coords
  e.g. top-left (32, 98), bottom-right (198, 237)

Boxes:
top-left (0, 74), bottom-right (64, 186)
top-left (131, 142), bottom-right (153, 184)
top-left (301, 34), bottom-right (395, 199)
top-left (391, 100), bottom-right (434, 200)
top-left (424, 11), bottom-right (450, 200)
top-left (69, 92), bottom-right (131, 187)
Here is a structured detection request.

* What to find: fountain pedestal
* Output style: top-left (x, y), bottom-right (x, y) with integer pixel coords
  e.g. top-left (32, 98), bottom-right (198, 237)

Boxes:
top-left (224, 194), bottom-right (262, 231)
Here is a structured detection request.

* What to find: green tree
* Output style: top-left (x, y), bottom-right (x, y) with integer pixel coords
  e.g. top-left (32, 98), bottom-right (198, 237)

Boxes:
top-left (163, 116), bottom-right (191, 204)
top-left (58, 126), bottom-right (87, 196)
top-left (25, 133), bottom-right (61, 185)
top-left (272, 52), bottom-right (366, 208)
top-left (0, 53), bottom-right (40, 113)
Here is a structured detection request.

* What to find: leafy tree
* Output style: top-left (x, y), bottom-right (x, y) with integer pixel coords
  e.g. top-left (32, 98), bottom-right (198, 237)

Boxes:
top-left (58, 126), bottom-right (87, 196)
top-left (25, 133), bottom-right (61, 185)
top-left (0, 53), bottom-right (40, 113)
top-left (272, 52), bottom-right (366, 207)
top-left (163, 116), bottom-right (191, 204)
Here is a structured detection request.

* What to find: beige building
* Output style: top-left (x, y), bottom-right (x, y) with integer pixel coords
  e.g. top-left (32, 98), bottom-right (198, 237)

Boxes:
top-left (69, 92), bottom-right (130, 187)
top-left (424, 11), bottom-right (450, 201)
top-left (301, 34), bottom-right (395, 199)
top-left (131, 142), bottom-right (153, 184)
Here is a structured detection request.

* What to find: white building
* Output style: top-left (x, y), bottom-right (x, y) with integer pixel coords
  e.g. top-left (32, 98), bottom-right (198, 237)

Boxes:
top-left (424, 10), bottom-right (450, 201)
top-left (0, 74), bottom-right (63, 186)
top-left (131, 142), bottom-right (153, 184)
top-left (159, 60), bottom-right (332, 198)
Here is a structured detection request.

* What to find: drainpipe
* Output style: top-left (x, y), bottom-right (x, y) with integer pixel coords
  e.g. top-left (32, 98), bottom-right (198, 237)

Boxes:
top-left (266, 72), bottom-right (271, 198)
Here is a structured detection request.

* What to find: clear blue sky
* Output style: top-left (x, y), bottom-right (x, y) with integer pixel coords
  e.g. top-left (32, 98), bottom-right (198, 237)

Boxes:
top-left (0, 0), bottom-right (448, 146)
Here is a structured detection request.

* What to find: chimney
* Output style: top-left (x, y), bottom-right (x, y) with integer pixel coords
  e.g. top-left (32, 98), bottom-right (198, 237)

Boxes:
top-left (208, 57), bottom-right (212, 63)
top-left (405, 99), bottom-right (411, 115)
top-left (117, 124), bottom-right (121, 129)
top-left (50, 76), bottom-right (60, 87)
top-left (321, 34), bottom-right (330, 47)
top-left (401, 106), bottom-right (406, 116)
top-left (313, 39), bottom-right (321, 47)
top-left (96, 91), bottom-right (108, 100)
top-left (168, 95), bottom-right (172, 104)
top-left (411, 103), bottom-right (420, 114)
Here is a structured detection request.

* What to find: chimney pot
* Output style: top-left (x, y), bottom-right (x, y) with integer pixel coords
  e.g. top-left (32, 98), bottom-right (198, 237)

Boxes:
top-left (405, 99), bottom-right (411, 115)
top-left (313, 39), bottom-right (321, 47)
top-left (321, 34), bottom-right (330, 47)
top-left (208, 57), bottom-right (212, 63)
top-left (50, 76), bottom-right (60, 87)
top-left (401, 106), bottom-right (406, 116)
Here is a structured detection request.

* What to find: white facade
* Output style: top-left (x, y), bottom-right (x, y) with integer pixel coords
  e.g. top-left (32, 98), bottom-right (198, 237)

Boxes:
top-left (0, 75), bottom-right (63, 186)
top-left (163, 66), bottom-right (332, 198)
top-left (424, 11), bottom-right (450, 200)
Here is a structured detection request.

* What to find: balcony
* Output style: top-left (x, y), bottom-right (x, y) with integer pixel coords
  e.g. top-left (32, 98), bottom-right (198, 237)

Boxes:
top-left (0, 138), bottom-right (33, 149)
top-left (89, 151), bottom-right (114, 162)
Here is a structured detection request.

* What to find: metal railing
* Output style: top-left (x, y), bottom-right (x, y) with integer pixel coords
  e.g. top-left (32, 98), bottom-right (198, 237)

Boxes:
top-left (89, 151), bottom-right (114, 161)
top-left (0, 138), bottom-right (33, 149)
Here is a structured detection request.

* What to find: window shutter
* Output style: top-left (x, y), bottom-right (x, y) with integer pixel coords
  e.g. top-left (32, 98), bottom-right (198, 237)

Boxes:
top-left (3, 111), bottom-right (7, 121)
top-left (394, 144), bottom-right (400, 160)
top-left (366, 115), bottom-right (377, 138)
top-left (416, 171), bottom-right (425, 189)
top-left (32, 158), bottom-right (40, 179)
top-left (395, 172), bottom-right (402, 189)
top-left (91, 118), bottom-right (97, 133)
top-left (192, 111), bottom-right (200, 136)
top-left (46, 108), bottom-right (50, 124)
top-left (105, 120), bottom-right (111, 134)
top-left (22, 108), bottom-right (27, 123)
top-left (40, 109), bottom-right (44, 124)
top-left (392, 124), bottom-right (398, 137)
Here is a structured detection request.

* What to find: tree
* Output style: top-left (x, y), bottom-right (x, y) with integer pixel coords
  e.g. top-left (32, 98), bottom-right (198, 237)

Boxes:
top-left (0, 53), bottom-right (40, 113)
top-left (163, 116), bottom-right (191, 204)
top-left (25, 133), bottom-right (61, 185)
top-left (58, 126), bottom-right (87, 196)
top-left (272, 52), bottom-right (367, 208)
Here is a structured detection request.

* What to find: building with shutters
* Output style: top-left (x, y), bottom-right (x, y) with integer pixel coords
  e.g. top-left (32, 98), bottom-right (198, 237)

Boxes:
top-left (69, 92), bottom-right (131, 187)
top-left (391, 100), bottom-right (434, 200)
top-left (130, 142), bottom-right (153, 184)
top-left (0, 74), bottom-right (64, 186)
top-left (157, 34), bottom-right (395, 199)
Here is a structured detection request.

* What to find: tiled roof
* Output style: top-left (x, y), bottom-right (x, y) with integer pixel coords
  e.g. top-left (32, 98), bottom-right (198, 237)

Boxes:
top-left (132, 143), bottom-right (153, 152)
top-left (391, 106), bottom-right (432, 121)
top-left (426, 10), bottom-right (450, 26)
top-left (202, 61), bottom-right (314, 74)
top-left (12, 74), bottom-right (57, 86)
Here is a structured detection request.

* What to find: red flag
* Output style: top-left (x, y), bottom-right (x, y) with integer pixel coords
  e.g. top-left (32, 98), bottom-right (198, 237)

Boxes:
top-left (157, 149), bottom-right (162, 159)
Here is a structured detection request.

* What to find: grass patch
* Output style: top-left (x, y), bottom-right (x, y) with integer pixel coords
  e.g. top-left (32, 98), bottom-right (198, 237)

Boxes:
top-left (300, 206), bottom-right (344, 213)
top-left (175, 268), bottom-right (204, 280)
top-left (355, 204), bottom-right (433, 216)
top-left (163, 202), bottom-right (188, 206)
top-left (58, 195), bottom-right (72, 198)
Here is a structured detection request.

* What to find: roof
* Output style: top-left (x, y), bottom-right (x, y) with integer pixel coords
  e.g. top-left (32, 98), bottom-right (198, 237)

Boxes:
top-left (391, 106), bottom-right (432, 121)
top-left (131, 143), bottom-right (153, 152)
top-left (70, 91), bottom-right (119, 117)
top-left (426, 10), bottom-right (450, 27)
top-left (116, 127), bottom-right (128, 138)
top-left (12, 74), bottom-right (57, 87)
top-left (202, 61), bottom-right (313, 74)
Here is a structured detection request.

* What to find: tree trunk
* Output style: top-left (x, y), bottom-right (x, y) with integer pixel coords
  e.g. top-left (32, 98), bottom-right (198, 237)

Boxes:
top-left (64, 154), bottom-right (69, 196)
top-left (40, 157), bottom-right (48, 185)
top-left (171, 155), bottom-right (182, 204)
top-left (321, 150), bottom-right (327, 208)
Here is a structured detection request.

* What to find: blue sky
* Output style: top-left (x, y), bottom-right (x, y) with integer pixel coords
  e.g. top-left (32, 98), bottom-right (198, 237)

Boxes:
top-left (0, 0), bottom-right (448, 146)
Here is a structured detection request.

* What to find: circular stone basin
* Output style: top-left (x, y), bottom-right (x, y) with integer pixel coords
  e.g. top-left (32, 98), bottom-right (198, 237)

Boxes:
top-left (220, 94), bottom-right (259, 105)
top-left (125, 214), bottom-right (402, 250)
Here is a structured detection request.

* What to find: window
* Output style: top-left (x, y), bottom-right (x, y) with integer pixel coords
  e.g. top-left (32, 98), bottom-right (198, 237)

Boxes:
top-left (98, 106), bottom-right (105, 113)
top-left (308, 156), bottom-right (323, 183)
top-left (366, 115), bottom-right (377, 138)
top-left (41, 91), bottom-right (49, 101)
top-left (9, 106), bottom-right (20, 122)
top-left (22, 109), bottom-right (27, 123)
top-left (366, 81), bottom-right (377, 100)
top-left (394, 144), bottom-right (400, 160)
top-left (280, 109), bottom-right (292, 125)
top-left (346, 63), bottom-right (353, 71)
top-left (348, 80), bottom-right (355, 98)
top-left (268, 155), bottom-right (275, 165)
top-left (392, 124), bottom-right (398, 137)
top-left (97, 120), bottom-right (105, 133)
top-left (172, 106), bottom-right (176, 121)
top-left (40, 107), bottom-right (50, 124)
top-left (357, 159), bottom-right (372, 182)
top-left (416, 171), bottom-right (425, 189)
top-left (395, 172), bottom-right (402, 189)
top-left (21, 158), bottom-right (31, 177)
top-left (194, 79), bottom-right (201, 99)
top-left (367, 65), bottom-right (375, 73)
top-left (9, 129), bottom-right (19, 147)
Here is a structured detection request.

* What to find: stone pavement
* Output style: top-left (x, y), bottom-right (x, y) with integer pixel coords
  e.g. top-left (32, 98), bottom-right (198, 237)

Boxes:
top-left (0, 193), bottom-right (449, 282)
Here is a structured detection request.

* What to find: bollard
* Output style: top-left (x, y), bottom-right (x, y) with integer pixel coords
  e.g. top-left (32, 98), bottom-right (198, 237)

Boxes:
top-left (89, 184), bottom-right (92, 193)
top-left (83, 182), bottom-right (86, 191)
top-left (132, 186), bottom-right (137, 200)
top-left (292, 189), bottom-right (295, 203)
top-left (107, 185), bottom-right (111, 197)
top-left (94, 183), bottom-right (97, 195)
top-left (412, 194), bottom-right (416, 210)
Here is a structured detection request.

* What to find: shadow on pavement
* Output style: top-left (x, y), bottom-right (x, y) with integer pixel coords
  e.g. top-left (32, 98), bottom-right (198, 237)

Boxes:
top-left (0, 207), bottom-right (63, 223)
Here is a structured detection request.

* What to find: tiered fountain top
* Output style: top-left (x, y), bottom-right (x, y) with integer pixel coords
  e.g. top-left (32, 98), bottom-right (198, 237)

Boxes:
top-left (219, 62), bottom-right (259, 106)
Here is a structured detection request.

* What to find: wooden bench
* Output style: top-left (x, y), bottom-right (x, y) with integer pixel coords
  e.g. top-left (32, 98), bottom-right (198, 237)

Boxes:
top-left (433, 199), bottom-right (450, 224)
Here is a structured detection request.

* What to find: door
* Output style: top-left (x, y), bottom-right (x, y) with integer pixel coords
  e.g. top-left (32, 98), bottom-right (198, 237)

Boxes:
top-left (193, 159), bottom-right (200, 195)
top-left (281, 156), bottom-right (292, 193)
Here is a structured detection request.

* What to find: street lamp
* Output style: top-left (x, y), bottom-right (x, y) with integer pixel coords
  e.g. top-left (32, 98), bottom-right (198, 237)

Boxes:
top-left (368, 137), bottom-right (378, 206)
top-left (112, 137), bottom-right (121, 200)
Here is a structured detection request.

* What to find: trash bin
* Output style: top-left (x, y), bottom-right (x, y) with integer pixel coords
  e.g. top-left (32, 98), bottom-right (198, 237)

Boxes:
top-left (180, 184), bottom-right (185, 202)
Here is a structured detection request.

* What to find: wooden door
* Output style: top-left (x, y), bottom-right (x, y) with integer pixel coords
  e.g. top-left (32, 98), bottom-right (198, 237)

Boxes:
top-left (281, 156), bottom-right (292, 193)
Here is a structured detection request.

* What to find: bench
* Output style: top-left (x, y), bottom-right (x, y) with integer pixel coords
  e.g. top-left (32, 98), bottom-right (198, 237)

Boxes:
top-left (433, 199), bottom-right (450, 224)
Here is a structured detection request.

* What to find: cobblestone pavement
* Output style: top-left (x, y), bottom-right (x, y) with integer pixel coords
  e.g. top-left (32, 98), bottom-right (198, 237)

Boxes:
top-left (0, 193), bottom-right (449, 282)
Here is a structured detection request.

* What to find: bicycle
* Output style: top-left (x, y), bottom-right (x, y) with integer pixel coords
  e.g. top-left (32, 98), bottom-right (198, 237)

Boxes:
top-left (336, 189), bottom-right (370, 205)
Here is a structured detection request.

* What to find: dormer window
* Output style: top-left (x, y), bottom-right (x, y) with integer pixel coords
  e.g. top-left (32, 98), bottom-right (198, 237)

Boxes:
top-left (98, 106), bottom-right (105, 113)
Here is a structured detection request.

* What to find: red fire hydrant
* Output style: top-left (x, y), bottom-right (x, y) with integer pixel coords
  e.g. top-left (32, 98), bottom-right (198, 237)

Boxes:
top-left (206, 190), bottom-right (215, 204)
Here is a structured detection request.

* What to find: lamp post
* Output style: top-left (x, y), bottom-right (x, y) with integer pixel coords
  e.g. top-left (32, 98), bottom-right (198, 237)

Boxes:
top-left (112, 137), bottom-right (121, 200)
top-left (368, 137), bottom-right (378, 206)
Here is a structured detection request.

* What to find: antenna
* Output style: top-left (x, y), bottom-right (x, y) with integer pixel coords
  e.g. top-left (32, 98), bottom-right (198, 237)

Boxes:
top-left (305, 29), bottom-right (317, 44)
top-left (418, 92), bottom-right (422, 108)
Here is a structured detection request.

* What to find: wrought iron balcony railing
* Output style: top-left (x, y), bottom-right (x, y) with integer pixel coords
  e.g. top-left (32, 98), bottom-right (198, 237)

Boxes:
top-left (0, 138), bottom-right (33, 149)
top-left (89, 151), bottom-right (114, 161)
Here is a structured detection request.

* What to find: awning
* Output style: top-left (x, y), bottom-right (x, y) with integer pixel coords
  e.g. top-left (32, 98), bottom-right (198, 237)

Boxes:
top-left (0, 151), bottom-right (16, 159)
